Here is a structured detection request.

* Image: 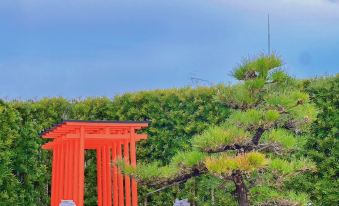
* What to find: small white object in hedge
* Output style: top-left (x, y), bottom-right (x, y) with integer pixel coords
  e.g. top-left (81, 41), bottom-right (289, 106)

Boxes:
top-left (173, 199), bottom-right (190, 206)
top-left (59, 200), bottom-right (76, 206)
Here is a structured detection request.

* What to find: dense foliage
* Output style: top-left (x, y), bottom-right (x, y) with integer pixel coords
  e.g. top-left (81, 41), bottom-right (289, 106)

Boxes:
top-left (124, 55), bottom-right (320, 206)
top-left (285, 76), bottom-right (339, 205)
top-left (0, 69), bottom-right (337, 205)
top-left (0, 88), bottom-right (230, 206)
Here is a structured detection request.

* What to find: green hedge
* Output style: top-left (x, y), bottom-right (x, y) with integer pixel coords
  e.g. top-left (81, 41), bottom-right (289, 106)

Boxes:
top-left (1, 87), bottom-right (230, 206)
top-left (0, 75), bottom-right (338, 205)
top-left (286, 75), bottom-right (339, 206)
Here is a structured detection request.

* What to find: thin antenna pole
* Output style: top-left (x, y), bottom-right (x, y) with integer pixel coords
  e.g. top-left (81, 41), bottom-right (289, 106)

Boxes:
top-left (268, 14), bottom-right (271, 55)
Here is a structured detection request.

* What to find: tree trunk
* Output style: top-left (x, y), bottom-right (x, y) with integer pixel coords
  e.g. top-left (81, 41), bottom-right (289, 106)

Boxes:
top-left (211, 187), bottom-right (215, 205)
top-left (252, 127), bottom-right (265, 145)
top-left (144, 196), bottom-right (148, 206)
top-left (232, 170), bottom-right (249, 206)
top-left (191, 178), bottom-right (196, 206)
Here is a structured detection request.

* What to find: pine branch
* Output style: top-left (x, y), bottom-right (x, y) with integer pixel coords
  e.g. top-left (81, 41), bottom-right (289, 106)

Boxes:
top-left (204, 143), bottom-right (283, 155)
top-left (204, 143), bottom-right (254, 153)
top-left (146, 179), bottom-right (187, 196)
top-left (252, 127), bottom-right (265, 145)
top-left (203, 127), bottom-right (268, 153)
top-left (142, 166), bottom-right (208, 187)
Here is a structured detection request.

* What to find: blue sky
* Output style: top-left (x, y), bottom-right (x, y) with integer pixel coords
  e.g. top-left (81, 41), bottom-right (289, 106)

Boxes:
top-left (0, 0), bottom-right (338, 99)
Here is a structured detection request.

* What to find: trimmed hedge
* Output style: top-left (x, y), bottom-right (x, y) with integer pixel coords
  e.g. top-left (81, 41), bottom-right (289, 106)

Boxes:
top-left (1, 87), bottom-right (230, 206)
top-left (286, 76), bottom-right (339, 206)
top-left (0, 75), bottom-right (338, 205)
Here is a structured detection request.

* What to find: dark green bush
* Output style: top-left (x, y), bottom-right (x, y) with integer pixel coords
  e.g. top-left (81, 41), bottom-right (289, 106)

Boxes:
top-left (285, 75), bottom-right (338, 206)
top-left (0, 75), bottom-right (337, 205)
top-left (1, 87), bottom-right (230, 206)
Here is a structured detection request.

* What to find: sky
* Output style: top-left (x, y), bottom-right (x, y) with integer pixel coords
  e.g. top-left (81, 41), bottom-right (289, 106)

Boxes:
top-left (0, 0), bottom-right (338, 99)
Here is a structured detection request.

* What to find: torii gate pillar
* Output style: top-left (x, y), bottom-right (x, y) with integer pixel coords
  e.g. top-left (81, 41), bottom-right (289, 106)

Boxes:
top-left (41, 120), bottom-right (148, 206)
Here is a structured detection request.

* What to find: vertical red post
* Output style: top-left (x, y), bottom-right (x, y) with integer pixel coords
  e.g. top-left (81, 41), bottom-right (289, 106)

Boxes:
top-left (64, 140), bottom-right (70, 198)
top-left (124, 141), bottom-right (131, 206)
top-left (68, 140), bottom-right (74, 200)
top-left (102, 146), bottom-right (108, 206)
top-left (51, 143), bottom-right (58, 206)
top-left (112, 143), bottom-right (119, 206)
top-left (130, 130), bottom-right (138, 206)
top-left (73, 138), bottom-right (80, 205)
top-left (59, 140), bottom-right (65, 203)
top-left (55, 142), bottom-right (61, 206)
top-left (97, 147), bottom-right (103, 206)
top-left (104, 128), bottom-right (113, 206)
top-left (117, 142), bottom-right (124, 206)
top-left (79, 127), bottom-right (85, 206)
top-left (106, 145), bottom-right (112, 206)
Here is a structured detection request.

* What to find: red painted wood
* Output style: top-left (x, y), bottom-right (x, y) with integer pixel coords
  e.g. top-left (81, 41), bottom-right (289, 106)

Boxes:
top-left (79, 127), bottom-right (85, 206)
top-left (112, 143), bottom-right (119, 206)
top-left (55, 142), bottom-right (61, 205)
top-left (124, 141), bottom-right (131, 206)
top-left (102, 146), bottom-right (108, 206)
top-left (117, 142), bottom-right (124, 206)
top-left (97, 147), bottom-right (103, 206)
top-left (106, 146), bottom-right (112, 206)
top-left (64, 141), bottom-right (70, 199)
top-left (59, 141), bottom-right (65, 203)
top-left (42, 121), bottom-right (148, 206)
top-left (69, 140), bottom-right (74, 200)
top-left (130, 130), bottom-right (138, 206)
top-left (51, 143), bottom-right (57, 206)
top-left (73, 139), bottom-right (80, 205)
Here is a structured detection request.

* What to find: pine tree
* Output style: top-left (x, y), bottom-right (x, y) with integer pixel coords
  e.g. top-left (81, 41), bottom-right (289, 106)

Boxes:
top-left (120, 54), bottom-right (318, 206)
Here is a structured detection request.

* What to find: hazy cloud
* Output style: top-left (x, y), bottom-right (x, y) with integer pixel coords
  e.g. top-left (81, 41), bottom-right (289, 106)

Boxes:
top-left (0, 0), bottom-right (338, 98)
top-left (213, 0), bottom-right (339, 19)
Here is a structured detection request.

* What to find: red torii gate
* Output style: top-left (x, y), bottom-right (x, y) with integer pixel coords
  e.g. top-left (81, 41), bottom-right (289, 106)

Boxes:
top-left (41, 120), bottom-right (148, 206)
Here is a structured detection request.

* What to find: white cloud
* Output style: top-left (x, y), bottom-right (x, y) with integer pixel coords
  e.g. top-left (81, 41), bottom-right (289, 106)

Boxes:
top-left (213, 0), bottom-right (339, 19)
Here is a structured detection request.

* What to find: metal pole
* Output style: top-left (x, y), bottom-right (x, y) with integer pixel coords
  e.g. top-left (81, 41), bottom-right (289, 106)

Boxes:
top-left (268, 14), bottom-right (271, 55)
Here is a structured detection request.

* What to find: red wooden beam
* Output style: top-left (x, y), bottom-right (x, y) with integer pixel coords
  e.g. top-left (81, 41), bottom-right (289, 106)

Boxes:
top-left (43, 134), bottom-right (147, 150)
top-left (66, 134), bottom-right (130, 139)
